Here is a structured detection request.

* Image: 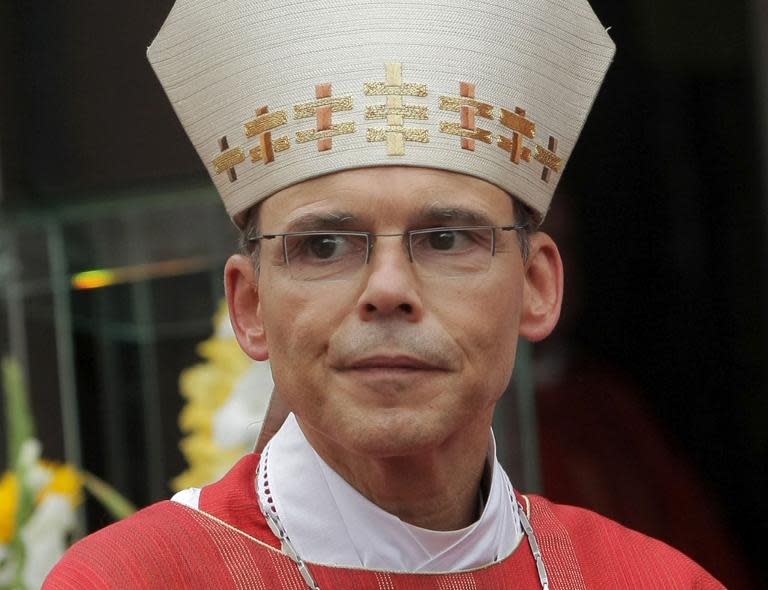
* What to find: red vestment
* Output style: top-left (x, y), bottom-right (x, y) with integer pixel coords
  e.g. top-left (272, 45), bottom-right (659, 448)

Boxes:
top-left (44, 454), bottom-right (725, 589)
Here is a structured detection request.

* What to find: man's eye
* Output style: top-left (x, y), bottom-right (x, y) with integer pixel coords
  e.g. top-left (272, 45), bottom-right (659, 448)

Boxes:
top-left (411, 228), bottom-right (493, 258)
top-left (306, 235), bottom-right (347, 259)
top-left (287, 234), bottom-right (366, 263)
top-left (427, 230), bottom-right (461, 251)
top-left (422, 229), bottom-right (483, 252)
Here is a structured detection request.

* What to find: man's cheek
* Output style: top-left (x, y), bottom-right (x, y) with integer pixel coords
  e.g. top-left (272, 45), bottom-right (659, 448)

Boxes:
top-left (278, 316), bottom-right (332, 364)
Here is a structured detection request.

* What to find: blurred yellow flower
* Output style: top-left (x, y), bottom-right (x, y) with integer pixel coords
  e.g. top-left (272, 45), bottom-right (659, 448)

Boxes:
top-left (0, 462), bottom-right (85, 546)
top-left (0, 471), bottom-right (19, 544)
top-left (39, 463), bottom-right (84, 507)
top-left (173, 300), bottom-right (267, 492)
top-left (2, 358), bottom-right (134, 588)
top-left (0, 461), bottom-right (84, 548)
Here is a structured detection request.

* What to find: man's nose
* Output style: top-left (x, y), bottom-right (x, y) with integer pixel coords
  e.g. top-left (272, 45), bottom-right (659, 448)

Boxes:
top-left (356, 236), bottom-right (424, 322)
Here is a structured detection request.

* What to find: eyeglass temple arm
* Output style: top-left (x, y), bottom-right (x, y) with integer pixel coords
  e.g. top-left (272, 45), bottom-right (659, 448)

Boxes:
top-left (247, 234), bottom-right (279, 243)
top-left (499, 223), bottom-right (530, 232)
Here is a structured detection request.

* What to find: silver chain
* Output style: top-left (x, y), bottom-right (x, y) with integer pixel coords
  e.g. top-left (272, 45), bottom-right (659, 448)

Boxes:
top-left (259, 496), bottom-right (320, 590)
top-left (258, 492), bottom-right (549, 590)
top-left (518, 498), bottom-right (550, 590)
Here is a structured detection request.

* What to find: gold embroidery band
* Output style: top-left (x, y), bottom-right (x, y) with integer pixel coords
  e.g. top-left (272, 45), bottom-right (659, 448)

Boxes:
top-left (498, 135), bottom-right (532, 163)
top-left (244, 110), bottom-right (288, 138)
top-left (213, 145), bottom-right (245, 177)
top-left (365, 105), bottom-right (429, 120)
top-left (363, 82), bottom-right (428, 97)
top-left (294, 96), bottom-right (353, 119)
top-left (500, 108), bottom-right (536, 139)
top-left (439, 122), bottom-right (492, 144)
top-left (250, 136), bottom-right (291, 162)
top-left (296, 122), bottom-right (357, 144)
top-left (439, 96), bottom-right (494, 120)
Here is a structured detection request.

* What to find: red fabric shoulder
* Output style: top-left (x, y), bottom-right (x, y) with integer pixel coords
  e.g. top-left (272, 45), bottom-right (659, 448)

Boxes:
top-left (527, 495), bottom-right (727, 589)
top-left (199, 452), bottom-right (280, 548)
top-left (44, 455), bottom-right (276, 589)
top-left (44, 496), bottom-right (326, 590)
top-left (44, 501), bottom-right (243, 589)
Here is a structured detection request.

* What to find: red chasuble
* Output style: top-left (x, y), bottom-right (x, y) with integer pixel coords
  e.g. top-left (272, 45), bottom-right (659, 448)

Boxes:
top-left (44, 454), bottom-right (725, 589)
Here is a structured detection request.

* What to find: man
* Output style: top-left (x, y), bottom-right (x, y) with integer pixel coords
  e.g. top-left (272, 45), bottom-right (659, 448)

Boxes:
top-left (45, 0), bottom-right (725, 588)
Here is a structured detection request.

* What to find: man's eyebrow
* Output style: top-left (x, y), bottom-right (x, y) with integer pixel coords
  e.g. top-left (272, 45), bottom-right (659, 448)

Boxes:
top-left (283, 211), bottom-right (359, 232)
top-left (280, 206), bottom-right (495, 232)
top-left (417, 205), bottom-right (495, 227)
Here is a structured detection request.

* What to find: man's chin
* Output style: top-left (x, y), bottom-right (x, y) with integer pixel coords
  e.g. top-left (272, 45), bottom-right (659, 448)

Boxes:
top-left (314, 409), bottom-right (453, 460)
top-left (332, 373), bottom-right (450, 408)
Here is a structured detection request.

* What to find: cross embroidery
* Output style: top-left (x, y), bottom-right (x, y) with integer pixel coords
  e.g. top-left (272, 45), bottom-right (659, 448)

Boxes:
top-left (365, 63), bottom-right (429, 156)
top-left (212, 136), bottom-right (246, 182)
top-left (438, 82), bottom-right (494, 151)
top-left (244, 106), bottom-right (290, 164)
top-left (535, 136), bottom-right (562, 183)
top-left (498, 107), bottom-right (536, 164)
top-left (294, 84), bottom-right (356, 151)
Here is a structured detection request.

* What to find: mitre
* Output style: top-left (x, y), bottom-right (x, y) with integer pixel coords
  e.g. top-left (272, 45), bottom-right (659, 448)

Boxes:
top-left (147, 0), bottom-right (615, 226)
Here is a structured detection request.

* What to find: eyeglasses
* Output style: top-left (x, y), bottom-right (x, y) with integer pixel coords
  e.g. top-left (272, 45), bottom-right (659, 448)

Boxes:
top-left (248, 224), bottom-right (528, 281)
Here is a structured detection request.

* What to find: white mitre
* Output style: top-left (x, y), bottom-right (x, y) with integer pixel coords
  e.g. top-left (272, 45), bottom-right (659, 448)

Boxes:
top-left (147, 0), bottom-right (615, 226)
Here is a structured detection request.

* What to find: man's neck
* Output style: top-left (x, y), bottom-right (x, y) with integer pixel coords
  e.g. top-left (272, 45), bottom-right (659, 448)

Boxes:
top-left (296, 415), bottom-right (493, 531)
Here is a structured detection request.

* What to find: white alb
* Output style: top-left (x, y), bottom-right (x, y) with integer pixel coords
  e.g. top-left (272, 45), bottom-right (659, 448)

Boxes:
top-left (256, 413), bottom-right (522, 572)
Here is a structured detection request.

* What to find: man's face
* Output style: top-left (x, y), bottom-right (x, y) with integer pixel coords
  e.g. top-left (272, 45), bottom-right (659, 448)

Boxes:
top-left (234, 167), bottom-right (542, 459)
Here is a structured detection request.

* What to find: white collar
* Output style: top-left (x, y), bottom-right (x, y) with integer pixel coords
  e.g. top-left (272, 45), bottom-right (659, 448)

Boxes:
top-left (257, 413), bottom-right (522, 572)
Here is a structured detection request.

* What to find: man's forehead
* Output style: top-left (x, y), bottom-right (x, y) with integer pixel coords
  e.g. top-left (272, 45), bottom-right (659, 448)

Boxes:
top-left (258, 167), bottom-right (515, 228)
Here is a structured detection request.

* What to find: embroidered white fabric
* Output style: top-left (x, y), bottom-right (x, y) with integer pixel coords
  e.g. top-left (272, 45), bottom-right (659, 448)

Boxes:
top-left (257, 413), bottom-right (522, 572)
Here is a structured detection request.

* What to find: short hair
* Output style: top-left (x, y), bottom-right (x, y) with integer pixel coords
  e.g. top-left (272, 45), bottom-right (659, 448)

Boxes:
top-left (239, 195), bottom-right (535, 270)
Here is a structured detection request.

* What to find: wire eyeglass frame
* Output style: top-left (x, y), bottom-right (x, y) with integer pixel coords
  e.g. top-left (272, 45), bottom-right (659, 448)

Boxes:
top-left (247, 223), bottom-right (529, 280)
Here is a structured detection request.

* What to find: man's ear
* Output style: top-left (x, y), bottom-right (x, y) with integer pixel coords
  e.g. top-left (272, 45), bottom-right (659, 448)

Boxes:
top-left (224, 254), bottom-right (269, 361)
top-left (518, 232), bottom-right (563, 342)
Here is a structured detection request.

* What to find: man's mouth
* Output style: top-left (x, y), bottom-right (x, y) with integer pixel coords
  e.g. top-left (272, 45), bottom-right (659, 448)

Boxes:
top-left (344, 355), bottom-right (445, 371)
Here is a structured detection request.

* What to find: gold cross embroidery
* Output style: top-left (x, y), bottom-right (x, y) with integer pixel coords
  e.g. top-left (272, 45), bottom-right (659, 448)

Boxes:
top-left (535, 136), bottom-right (562, 183)
top-left (295, 84), bottom-right (356, 151)
top-left (244, 106), bottom-right (291, 164)
top-left (212, 136), bottom-right (246, 182)
top-left (439, 82), bottom-right (493, 151)
top-left (498, 107), bottom-right (535, 164)
top-left (365, 63), bottom-right (429, 156)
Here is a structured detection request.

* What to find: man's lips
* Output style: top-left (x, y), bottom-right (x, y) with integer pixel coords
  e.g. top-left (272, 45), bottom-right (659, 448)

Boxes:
top-left (342, 355), bottom-right (445, 371)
